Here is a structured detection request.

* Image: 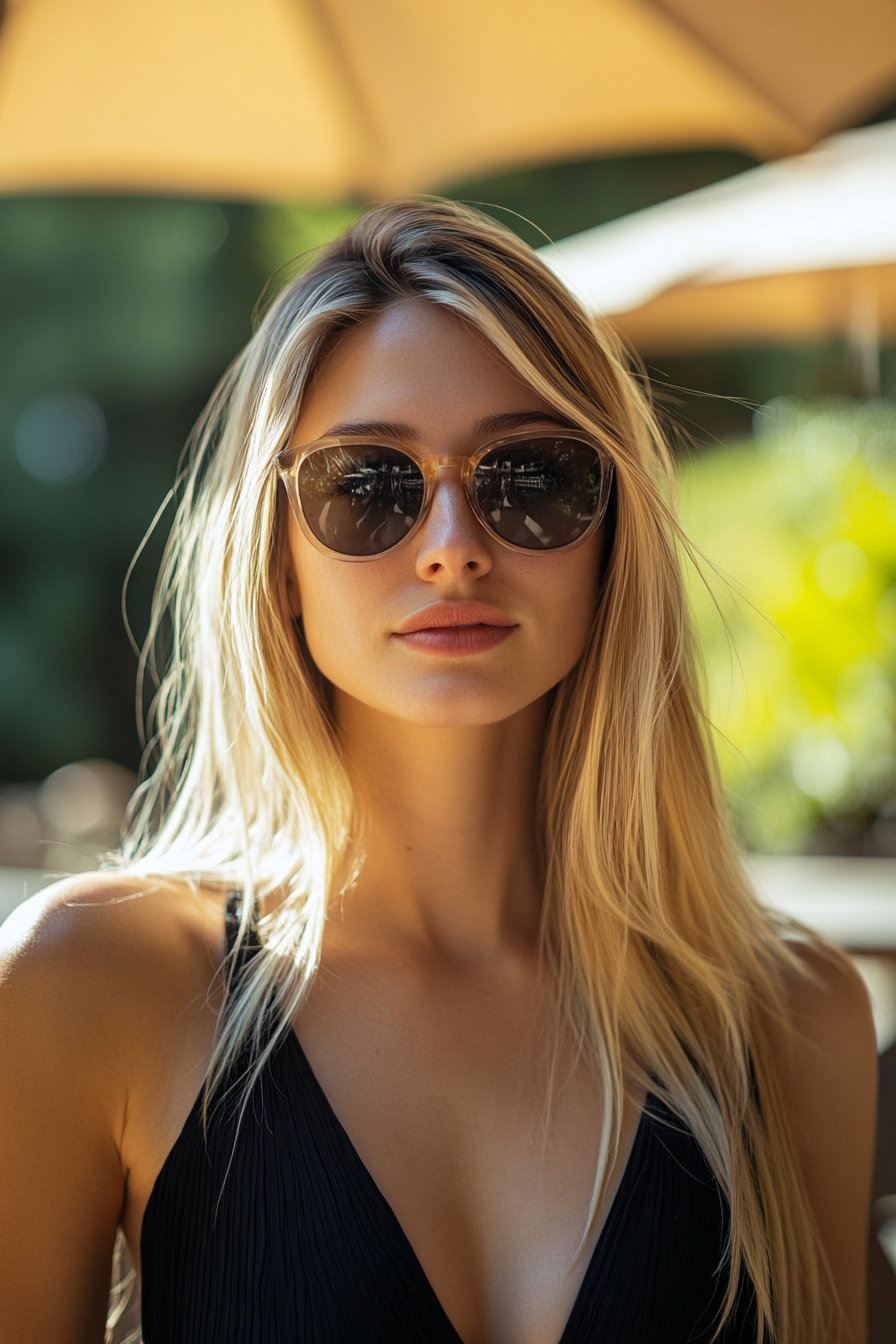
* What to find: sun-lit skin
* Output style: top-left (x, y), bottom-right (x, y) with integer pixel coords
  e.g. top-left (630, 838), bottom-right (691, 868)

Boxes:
top-left (284, 299), bottom-right (603, 732)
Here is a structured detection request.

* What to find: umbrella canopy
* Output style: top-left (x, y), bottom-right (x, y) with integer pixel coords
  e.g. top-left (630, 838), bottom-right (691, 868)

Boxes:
top-left (0, 0), bottom-right (894, 200)
top-left (539, 119), bottom-right (896, 350)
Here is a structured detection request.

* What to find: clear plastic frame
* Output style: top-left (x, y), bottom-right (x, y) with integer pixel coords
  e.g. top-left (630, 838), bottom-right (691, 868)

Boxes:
top-left (276, 429), bottom-right (615, 562)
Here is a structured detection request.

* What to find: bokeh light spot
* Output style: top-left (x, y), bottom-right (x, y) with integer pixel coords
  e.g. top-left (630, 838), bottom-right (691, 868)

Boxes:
top-left (14, 393), bottom-right (107, 485)
top-left (791, 736), bottom-right (852, 805)
top-left (172, 203), bottom-right (229, 258)
top-left (36, 761), bottom-right (136, 871)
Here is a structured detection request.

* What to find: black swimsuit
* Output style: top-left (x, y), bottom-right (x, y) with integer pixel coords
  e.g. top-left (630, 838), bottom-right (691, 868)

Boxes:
top-left (140, 918), bottom-right (756, 1343)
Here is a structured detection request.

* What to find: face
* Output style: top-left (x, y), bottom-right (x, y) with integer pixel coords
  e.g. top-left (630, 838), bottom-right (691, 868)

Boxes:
top-left (284, 299), bottom-right (602, 727)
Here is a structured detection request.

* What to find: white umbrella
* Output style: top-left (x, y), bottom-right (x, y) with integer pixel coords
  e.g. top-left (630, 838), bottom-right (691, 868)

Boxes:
top-left (538, 119), bottom-right (896, 352)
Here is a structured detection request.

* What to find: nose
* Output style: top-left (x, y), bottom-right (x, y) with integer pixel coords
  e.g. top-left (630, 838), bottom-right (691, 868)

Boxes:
top-left (414, 460), bottom-right (493, 582)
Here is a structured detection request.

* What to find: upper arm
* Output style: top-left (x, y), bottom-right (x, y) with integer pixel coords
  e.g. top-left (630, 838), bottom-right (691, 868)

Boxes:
top-left (778, 943), bottom-right (878, 1344)
top-left (0, 883), bottom-right (136, 1344)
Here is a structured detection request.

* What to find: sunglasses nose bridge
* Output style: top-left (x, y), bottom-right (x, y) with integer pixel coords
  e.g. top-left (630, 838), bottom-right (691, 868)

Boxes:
top-left (420, 454), bottom-right (471, 495)
top-left (416, 454), bottom-right (480, 531)
top-left (428, 454), bottom-right (466, 473)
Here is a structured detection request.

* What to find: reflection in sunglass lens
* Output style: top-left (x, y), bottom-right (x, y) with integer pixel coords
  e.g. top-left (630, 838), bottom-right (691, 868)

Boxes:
top-left (297, 445), bottom-right (425, 556)
top-left (473, 437), bottom-right (606, 549)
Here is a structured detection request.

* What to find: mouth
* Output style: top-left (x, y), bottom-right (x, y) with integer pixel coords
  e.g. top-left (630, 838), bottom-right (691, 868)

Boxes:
top-left (393, 601), bottom-right (517, 656)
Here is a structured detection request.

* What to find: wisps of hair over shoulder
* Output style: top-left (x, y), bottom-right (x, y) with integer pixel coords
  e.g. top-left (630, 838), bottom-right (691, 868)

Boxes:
top-left (115, 199), bottom-right (842, 1343)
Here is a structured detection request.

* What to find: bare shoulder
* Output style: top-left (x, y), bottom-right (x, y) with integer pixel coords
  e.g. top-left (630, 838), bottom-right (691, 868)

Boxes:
top-left (0, 871), bottom-right (225, 1085)
top-left (1, 867), bottom-right (223, 957)
top-left (772, 938), bottom-right (877, 1159)
top-left (772, 939), bottom-right (877, 1343)
top-left (0, 874), bottom-right (226, 1342)
top-left (778, 939), bottom-right (877, 1074)
top-left (1, 868), bottom-right (224, 992)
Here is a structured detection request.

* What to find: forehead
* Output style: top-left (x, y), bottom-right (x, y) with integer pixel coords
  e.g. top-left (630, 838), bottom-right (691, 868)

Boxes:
top-left (294, 300), bottom-right (558, 444)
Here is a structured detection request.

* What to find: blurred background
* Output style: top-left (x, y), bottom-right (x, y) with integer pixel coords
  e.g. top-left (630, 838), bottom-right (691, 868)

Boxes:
top-left (0, 0), bottom-right (895, 1332)
top-left (3, 143), bottom-right (895, 867)
top-left (1, 0), bottom-right (894, 871)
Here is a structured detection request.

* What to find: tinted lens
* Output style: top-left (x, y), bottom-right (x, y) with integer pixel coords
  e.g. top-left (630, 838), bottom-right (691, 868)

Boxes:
top-left (473, 437), bottom-right (606, 550)
top-left (297, 445), bottom-right (425, 557)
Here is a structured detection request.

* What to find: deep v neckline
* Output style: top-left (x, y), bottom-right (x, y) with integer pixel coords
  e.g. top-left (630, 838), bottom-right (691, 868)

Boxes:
top-left (286, 1029), bottom-right (651, 1344)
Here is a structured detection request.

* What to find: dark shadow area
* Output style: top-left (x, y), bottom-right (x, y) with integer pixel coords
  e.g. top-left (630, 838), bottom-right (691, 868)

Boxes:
top-left (871, 1042), bottom-right (896, 1343)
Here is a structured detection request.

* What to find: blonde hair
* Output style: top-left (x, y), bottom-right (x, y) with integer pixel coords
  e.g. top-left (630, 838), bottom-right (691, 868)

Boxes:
top-left (118, 199), bottom-right (838, 1342)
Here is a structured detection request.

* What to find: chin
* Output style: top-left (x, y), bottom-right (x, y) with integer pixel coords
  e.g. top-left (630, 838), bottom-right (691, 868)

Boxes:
top-left (383, 680), bottom-right (542, 728)
top-left (399, 706), bottom-right (517, 729)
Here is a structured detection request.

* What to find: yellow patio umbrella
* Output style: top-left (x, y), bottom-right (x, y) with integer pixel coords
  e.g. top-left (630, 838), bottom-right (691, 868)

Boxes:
top-left (0, 0), bottom-right (894, 201)
top-left (539, 120), bottom-right (896, 357)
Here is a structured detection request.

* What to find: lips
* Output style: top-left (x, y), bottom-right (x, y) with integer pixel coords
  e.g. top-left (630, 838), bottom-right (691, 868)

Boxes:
top-left (396, 601), bottom-right (516, 634)
top-left (394, 601), bottom-right (517, 656)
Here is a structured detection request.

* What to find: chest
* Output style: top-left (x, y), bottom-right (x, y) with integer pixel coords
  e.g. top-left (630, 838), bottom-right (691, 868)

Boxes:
top-left (292, 952), bottom-right (629, 1344)
top-left (140, 1032), bottom-right (748, 1344)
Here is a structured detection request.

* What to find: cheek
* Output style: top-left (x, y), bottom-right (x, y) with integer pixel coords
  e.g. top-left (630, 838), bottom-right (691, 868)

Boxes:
top-left (288, 526), bottom-right (391, 688)
top-left (295, 562), bottom-right (359, 671)
top-left (531, 540), bottom-right (602, 672)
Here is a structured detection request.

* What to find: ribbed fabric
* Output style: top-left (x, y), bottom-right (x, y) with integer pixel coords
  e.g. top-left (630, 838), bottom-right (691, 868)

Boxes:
top-left (141, 910), bottom-right (756, 1342)
top-left (141, 1038), bottom-right (756, 1343)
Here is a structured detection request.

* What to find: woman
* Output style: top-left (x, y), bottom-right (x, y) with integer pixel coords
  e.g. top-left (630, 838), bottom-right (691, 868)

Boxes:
top-left (0, 200), bottom-right (877, 1344)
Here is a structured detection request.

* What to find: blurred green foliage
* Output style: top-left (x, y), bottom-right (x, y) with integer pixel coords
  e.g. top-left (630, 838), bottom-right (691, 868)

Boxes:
top-left (679, 400), bottom-right (896, 854)
top-left (444, 148), bottom-right (759, 249)
top-left (256, 149), bottom-right (760, 272)
top-left (0, 197), bottom-right (269, 778)
top-left (257, 200), bottom-right (363, 278)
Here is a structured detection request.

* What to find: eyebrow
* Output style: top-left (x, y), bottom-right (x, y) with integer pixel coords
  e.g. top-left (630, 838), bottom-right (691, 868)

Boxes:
top-left (322, 419), bottom-right (417, 441)
top-left (322, 410), bottom-right (578, 440)
top-left (473, 410), bottom-right (578, 435)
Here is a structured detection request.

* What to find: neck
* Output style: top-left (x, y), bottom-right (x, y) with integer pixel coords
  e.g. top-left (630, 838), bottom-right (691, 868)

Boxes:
top-left (335, 691), bottom-right (548, 961)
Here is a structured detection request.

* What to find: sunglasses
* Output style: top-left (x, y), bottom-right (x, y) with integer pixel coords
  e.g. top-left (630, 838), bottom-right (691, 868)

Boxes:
top-left (276, 430), bottom-right (614, 561)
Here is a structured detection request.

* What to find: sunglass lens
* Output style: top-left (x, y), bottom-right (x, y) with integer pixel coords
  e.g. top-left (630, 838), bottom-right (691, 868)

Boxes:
top-left (297, 446), bottom-right (425, 556)
top-left (473, 438), bottom-right (607, 550)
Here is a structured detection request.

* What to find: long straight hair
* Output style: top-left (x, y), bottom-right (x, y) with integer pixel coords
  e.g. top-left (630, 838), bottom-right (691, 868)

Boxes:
top-left (118, 198), bottom-right (840, 1342)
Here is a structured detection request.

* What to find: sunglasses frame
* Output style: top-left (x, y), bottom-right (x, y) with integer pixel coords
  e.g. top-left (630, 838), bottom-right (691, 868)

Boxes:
top-left (276, 429), bottom-right (615, 562)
